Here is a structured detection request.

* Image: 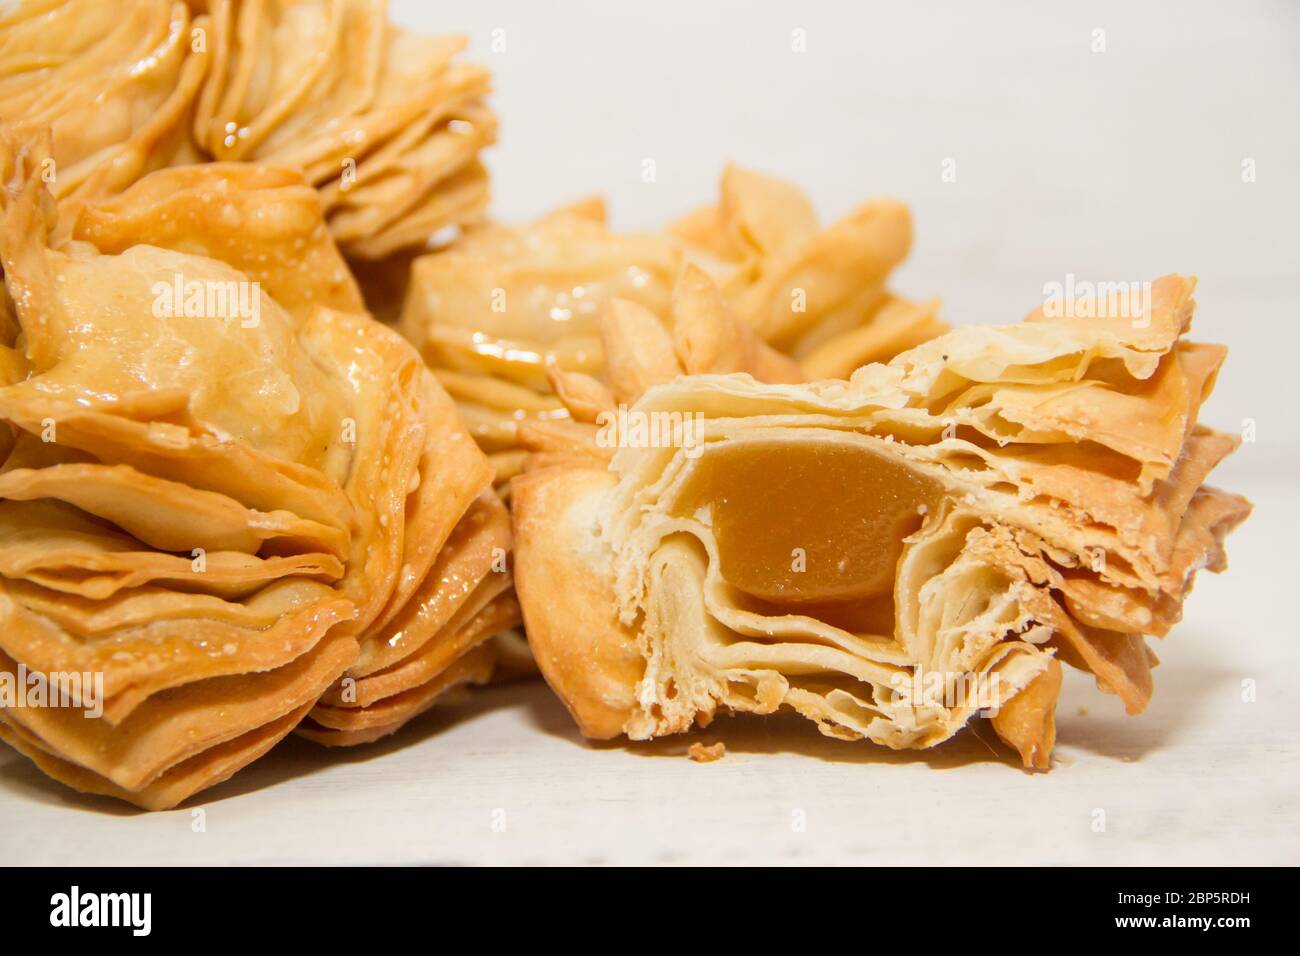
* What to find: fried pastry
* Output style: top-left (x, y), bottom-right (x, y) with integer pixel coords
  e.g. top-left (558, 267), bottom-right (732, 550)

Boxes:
top-left (671, 164), bottom-right (947, 377)
top-left (398, 166), bottom-right (946, 482)
top-left (512, 275), bottom-right (1251, 768)
top-left (188, 0), bottom-right (495, 259)
top-left (398, 198), bottom-right (677, 474)
top-left (0, 0), bottom-right (209, 224)
top-left (0, 131), bottom-right (504, 808)
top-left (0, 0), bottom-right (495, 260)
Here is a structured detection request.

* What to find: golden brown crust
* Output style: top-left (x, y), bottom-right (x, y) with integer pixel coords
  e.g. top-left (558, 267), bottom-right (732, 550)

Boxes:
top-left (400, 165), bottom-right (945, 456)
top-left (511, 274), bottom-right (1249, 768)
top-left (991, 657), bottom-right (1062, 771)
top-left (0, 128), bottom-right (506, 806)
top-left (0, 702), bottom-right (313, 812)
top-left (512, 466), bottom-right (643, 739)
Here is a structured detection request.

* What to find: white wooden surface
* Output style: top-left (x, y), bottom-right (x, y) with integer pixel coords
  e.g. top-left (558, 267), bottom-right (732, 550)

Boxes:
top-left (1, 1), bottom-right (1297, 864)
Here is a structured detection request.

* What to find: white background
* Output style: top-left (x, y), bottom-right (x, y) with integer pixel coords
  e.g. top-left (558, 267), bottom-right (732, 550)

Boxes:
top-left (394, 0), bottom-right (1300, 482)
top-left (2, 0), bottom-right (1296, 865)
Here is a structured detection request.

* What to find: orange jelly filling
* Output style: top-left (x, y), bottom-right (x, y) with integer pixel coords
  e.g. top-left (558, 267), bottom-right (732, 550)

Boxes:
top-left (675, 439), bottom-right (945, 605)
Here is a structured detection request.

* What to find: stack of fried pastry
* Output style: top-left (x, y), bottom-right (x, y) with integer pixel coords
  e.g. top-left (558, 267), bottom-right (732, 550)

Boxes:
top-left (513, 275), bottom-right (1251, 768)
top-left (0, 0), bottom-right (495, 260)
top-left (0, 1), bottom-right (1254, 795)
top-left (670, 165), bottom-right (946, 377)
top-left (0, 132), bottom-right (512, 808)
top-left (0, 0), bottom-right (209, 225)
top-left (399, 165), bottom-right (946, 490)
top-left (188, 0), bottom-right (496, 260)
top-left (399, 197), bottom-right (679, 487)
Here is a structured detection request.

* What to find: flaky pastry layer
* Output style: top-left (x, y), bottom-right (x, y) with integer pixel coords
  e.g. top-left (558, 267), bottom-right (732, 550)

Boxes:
top-left (513, 275), bottom-right (1250, 768)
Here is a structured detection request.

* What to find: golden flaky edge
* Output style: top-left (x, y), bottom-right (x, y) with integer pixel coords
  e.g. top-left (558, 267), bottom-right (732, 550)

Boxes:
top-left (513, 275), bottom-right (1251, 769)
top-left (398, 165), bottom-right (948, 478)
top-left (0, 0), bottom-right (495, 262)
top-left (0, 128), bottom-right (509, 808)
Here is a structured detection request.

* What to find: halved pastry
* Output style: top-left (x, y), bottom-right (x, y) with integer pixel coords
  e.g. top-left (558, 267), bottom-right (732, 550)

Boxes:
top-left (512, 275), bottom-right (1251, 768)
top-left (399, 165), bottom-right (946, 487)
top-left (0, 131), bottom-right (505, 808)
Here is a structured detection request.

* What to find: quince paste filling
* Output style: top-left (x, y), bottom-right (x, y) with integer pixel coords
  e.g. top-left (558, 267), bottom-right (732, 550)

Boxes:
top-left (672, 438), bottom-right (944, 607)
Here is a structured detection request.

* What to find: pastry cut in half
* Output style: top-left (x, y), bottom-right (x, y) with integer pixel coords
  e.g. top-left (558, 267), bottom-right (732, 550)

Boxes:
top-left (0, 131), bottom-right (511, 808)
top-left (512, 275), bottom-right (1251, 768)
top-left (399, 164), bottom-right (946, 489)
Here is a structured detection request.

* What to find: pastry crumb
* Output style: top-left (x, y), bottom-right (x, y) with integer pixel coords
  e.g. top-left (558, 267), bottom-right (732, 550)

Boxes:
top-left (688, 741), bottom-right (726, 763)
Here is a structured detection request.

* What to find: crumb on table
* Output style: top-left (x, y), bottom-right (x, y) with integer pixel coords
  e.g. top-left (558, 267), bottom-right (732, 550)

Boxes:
top-left (688, 741), bottom-right (726, 763)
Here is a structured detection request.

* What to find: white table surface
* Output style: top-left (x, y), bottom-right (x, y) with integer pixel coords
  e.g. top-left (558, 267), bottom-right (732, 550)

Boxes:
top-left (2, 472), bottom-right (1294, 866)
top-left (2, 1), bottom-right (1297, 865)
